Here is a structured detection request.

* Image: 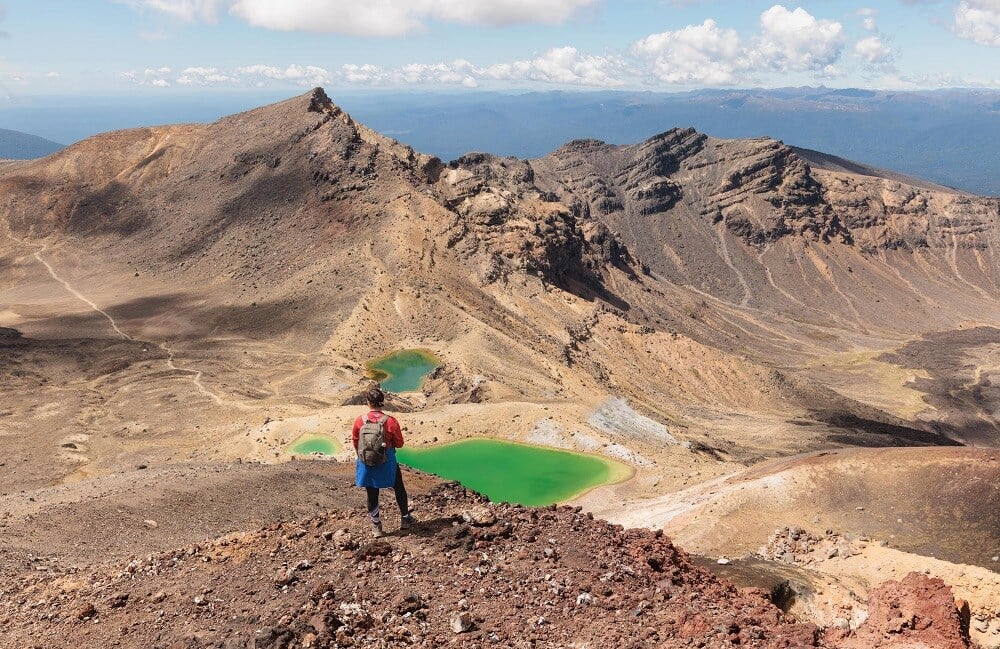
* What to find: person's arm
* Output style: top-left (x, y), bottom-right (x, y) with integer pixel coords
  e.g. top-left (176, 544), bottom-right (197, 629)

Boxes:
top-left (351, 416), bottom-right (362, 451)
top-left (386, 416), bottom-right (403, 449)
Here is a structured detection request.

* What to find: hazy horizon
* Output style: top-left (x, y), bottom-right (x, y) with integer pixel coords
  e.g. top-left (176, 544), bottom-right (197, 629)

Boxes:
top-left (5, 84), bottom-right (1000, 141)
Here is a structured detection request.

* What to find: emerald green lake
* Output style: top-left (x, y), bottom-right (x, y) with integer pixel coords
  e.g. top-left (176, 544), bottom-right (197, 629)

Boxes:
top-left (396, 439), bottom-right (626, 506)
top-left (367, 349), bottom-right (440, 393)
top-left (288, 435), bottom-right (340, 456)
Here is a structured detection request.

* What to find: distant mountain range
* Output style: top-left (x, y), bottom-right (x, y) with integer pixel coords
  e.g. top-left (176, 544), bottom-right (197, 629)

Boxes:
top-left (1, 88), bottom-right (997, 195)
top-left (0, 128), bottom-right (63, 159)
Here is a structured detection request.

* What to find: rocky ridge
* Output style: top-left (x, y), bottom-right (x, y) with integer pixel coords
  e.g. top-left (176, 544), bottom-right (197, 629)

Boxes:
top-left (531, 126), bottom-right (999, 252)
top-left (0, 480), bottom-right (974, 649)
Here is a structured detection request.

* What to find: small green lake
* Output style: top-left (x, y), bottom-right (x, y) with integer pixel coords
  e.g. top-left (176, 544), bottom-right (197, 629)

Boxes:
top-left (396, 439), bottom-right (629, 506)
top-left (367, 349), bottom-right (440, 393)
top-left (288, 435), bottom-right (340, 456)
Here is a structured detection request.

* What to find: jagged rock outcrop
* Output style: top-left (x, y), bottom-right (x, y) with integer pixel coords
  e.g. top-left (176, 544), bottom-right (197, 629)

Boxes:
top-left (422, 363), bottom-right (488, 404)
top-left (433, 151), bottom-right (639, 291)
top-left (535, 130), bottom-right (859, 248)
top-left (816, 172), bottom-right (1000, 252)
top-left (836, 573), bottom-right (971, 648)
top-left (706, 137), bottom-right (851, 245)
top-left (436, 153), bottom-right (584, 278)
top-left (533, 126), bottom-right (999, 257)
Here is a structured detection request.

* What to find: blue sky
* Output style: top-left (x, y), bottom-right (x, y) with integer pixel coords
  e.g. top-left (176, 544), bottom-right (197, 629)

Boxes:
top-left (0, 0), bottom-right (998, 97)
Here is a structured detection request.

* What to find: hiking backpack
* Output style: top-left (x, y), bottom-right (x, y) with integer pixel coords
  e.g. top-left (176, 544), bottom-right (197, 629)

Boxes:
top-left (358, 413), bottom-right (388, 467)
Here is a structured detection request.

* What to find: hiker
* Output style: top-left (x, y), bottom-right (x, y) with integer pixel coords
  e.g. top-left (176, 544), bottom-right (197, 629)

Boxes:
top-left (352, 386), bottom-right (415, 537)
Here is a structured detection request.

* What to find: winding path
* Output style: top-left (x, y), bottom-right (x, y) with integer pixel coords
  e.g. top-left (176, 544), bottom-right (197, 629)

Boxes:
top-left (9, 230), bottom-right (235, 409)
top-left (32, 245), bottom-right (135, 341)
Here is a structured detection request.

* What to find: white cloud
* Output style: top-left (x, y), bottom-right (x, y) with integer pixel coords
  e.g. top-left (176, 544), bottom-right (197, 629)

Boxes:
top-left (339, 64), bottom-right (387, 84)
top-left (121, 49), bottom-right (627, 90)
top-left (854, 35), bottom-right (893, 63)
top-left (235, 64), bottom-right (333, 86)
top-left (631, 6), bottom-right (846, 86)
top-left (127, 0), bottom-right (598, 36)
top-left (483, 47), bottom-right (627, 86)
top-left (229, 0), bottom-right (420, 36)
top-left (392, 60), bottom-right (478, 86)
top-left (334, 49), bottom-right (626, 87)
top-left (953, 0), bottom-right (1000, 46)
top-left (121, 0), bottom-right (224, 22)
top-left (857, 8), bottom-right (878, 32)
top-left (632, 19), bottom-right (744, 85)
top-left (749, 5), bottom-right (845, 72)
top-left (421, 0), bottom-right (599, 26)
top-left (120, 66), bottom-right (174, 86)
top-left (176, 66), bottom-right (232, 85)
top-left (45, 71), bottom-right (60, 78)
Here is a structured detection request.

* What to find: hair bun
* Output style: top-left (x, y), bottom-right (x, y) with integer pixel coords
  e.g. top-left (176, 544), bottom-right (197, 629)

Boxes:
top-left (366, 386), bottom-right (386, 406)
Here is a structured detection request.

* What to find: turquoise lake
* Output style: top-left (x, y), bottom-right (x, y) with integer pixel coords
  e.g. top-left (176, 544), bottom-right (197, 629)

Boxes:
top-left (367, 349), bottom-right (440, 393)
top-left (288, 435), bottom-right (340, 456)
top-left (396, 438), bottom-right (628, 506)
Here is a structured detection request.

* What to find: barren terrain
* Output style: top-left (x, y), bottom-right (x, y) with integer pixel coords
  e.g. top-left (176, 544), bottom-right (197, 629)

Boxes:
top-left (1, 88), bottom-right (998, 646)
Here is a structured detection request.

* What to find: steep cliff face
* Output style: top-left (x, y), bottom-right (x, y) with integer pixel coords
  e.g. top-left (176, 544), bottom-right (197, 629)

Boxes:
top-left (434, 154), bottom-right (583, 282)
top-left (815, 170), bottom-right (1000, 252)
top-left (533, 129), bottom-right (852, 248)
top-left (528, 125), bottom-right (1000, 334)
top-left (533, 126), bottom-right (1000, 257)
top-left (704, 137), bottom-right (850, 245)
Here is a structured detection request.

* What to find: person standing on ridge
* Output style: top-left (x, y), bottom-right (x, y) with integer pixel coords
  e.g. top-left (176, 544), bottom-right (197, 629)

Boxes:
top-left (352, 385), bottom-right (415, 537)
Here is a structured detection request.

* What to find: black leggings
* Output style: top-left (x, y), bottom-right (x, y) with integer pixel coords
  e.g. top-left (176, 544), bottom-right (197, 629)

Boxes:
top-left (365, 465), bottom-right (408, 524)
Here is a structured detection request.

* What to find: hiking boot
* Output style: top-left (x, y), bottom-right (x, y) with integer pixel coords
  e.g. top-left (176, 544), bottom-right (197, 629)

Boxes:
top-left (372, 523), bottom-right (385, 538)
top-left (400, 513), bottom-right (417, 529)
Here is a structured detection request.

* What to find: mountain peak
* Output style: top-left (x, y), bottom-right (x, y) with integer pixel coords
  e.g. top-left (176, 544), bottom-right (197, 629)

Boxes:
top-left (306, 86), bottom-right (334, 113)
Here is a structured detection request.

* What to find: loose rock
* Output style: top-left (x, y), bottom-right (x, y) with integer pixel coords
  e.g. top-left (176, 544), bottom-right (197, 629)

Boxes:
top-left (450, 611), bottom-right (474, 633)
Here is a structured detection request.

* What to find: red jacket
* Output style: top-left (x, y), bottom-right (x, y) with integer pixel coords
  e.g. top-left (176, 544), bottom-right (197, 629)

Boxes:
top-left (352, 410), bottom-right (404, 450)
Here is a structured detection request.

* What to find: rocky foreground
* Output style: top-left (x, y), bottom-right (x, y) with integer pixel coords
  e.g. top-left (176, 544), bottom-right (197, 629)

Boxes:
top-left (0, 480), bottom-right (972, 648)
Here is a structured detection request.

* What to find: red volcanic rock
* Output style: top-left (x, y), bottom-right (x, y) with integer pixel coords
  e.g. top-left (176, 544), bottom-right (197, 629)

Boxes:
top-left (839, 572), bottom-right (971, 648)
top-left (1, 482), bottom-right (827, 648)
